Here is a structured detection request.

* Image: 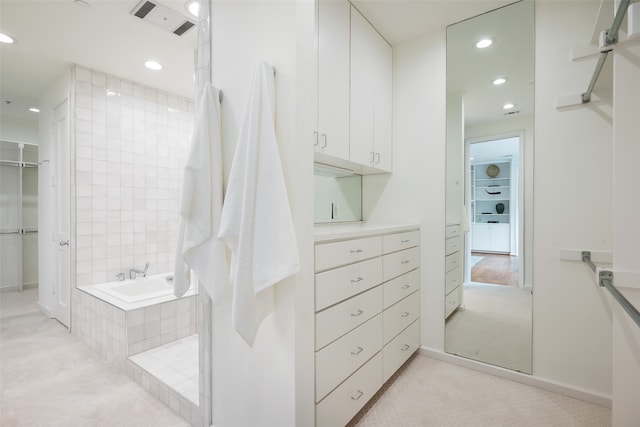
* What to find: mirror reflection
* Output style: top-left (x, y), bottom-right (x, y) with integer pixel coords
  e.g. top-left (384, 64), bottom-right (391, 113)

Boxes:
top-left (445, 0), bottom-right (534, 374)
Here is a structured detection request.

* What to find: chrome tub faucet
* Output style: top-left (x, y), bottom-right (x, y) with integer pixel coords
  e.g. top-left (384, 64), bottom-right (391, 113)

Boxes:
top-left (129, 262), bottom-right (150, 279)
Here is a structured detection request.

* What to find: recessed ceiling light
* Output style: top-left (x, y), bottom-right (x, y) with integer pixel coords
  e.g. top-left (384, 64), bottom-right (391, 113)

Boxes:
top-left (28, 107), bottom-right (40, 113)
top-left (492, 77), bottom-right (507, 85)
top-left (476, 38), bottom-right (493, 49)
top-left (144, 60), bottom-right (163, 71)
top-left (0, 32), bottom-right (15, 44)
top-left (185, 0), bottom-right (199, 18)
top-left (503, 103), bottom-right (515, 110)
top-left (73, 0), bottom-right (91, 8)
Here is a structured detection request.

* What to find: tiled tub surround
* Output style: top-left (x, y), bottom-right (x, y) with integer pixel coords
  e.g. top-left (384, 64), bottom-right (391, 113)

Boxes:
top-left (72, 65), bottom-right (193, 288)
top-left (74, 285), bottom-right (200, 424)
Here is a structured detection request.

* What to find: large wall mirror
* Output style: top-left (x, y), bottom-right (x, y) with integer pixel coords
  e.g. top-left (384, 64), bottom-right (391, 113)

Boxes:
top-left (445, 0), bottom-right (534, 374)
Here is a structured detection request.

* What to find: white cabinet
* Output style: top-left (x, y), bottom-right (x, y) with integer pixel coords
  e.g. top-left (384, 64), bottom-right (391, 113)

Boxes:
top-left (314, 226), bottom-right (420, 426)
top-left (444, 225), bottom-right (461, 319)
top-left (350, 6), bottom-right (392, 172)
top-left (471, 223), bottom-right (510, 253)
top-left (316, 0), bottom-right (350, 160)
top-left (314, 2), bottom-right (393, 174)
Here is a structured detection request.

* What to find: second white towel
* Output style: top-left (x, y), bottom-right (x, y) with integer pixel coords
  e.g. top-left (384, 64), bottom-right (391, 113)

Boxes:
top-left (218, 59), bottom-right (300, 346)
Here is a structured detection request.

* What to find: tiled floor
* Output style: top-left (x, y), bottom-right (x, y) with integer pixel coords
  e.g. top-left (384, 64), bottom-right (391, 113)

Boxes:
top-left (129, 335), bottom-right (199, 405)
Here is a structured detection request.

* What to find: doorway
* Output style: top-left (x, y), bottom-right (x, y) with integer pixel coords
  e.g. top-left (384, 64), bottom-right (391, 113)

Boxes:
top-left (466, 135), bottom-right (522, 289)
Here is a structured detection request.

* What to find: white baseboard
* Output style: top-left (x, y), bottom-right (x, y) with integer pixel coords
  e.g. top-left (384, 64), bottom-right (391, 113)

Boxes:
top-left (418, 346), bottom-right (612, 408)
top-left (37, 301), bottom-right (52, 317)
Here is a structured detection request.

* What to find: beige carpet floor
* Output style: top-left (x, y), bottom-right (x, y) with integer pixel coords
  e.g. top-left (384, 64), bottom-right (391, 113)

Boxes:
top-left (445, 282), bottom-right (533, 373)
top-left (0, 288), bottom-right (188, 427)
top-left (350, 354), bottom-right (611, 426)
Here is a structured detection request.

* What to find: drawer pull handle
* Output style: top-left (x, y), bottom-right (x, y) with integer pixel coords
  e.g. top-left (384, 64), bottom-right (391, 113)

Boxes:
top-left (351, 346), bottom-right (364, 356)
top-left (401, 312), bottom-right (410, 318)
top-left (401, 260), bottom-right (410, 264)
top-left (401, 344), bottom-right (410, 351)
top-left (351, 390), bottom-right (364, 401)
top-left (401, 284), bottom-right (410, 290)
top-left (351, 277), bottom-right (364, 283)
top-left (351, 309), bottom-right (364, 317)
top-left (401, 239), bottom-right (410, 243)
top-left (350, 249), bottom-right (363, 254)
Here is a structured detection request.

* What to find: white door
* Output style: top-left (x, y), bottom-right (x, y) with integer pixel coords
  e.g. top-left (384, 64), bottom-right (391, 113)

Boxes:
top-left (52, 99), bottom-right (70, 327)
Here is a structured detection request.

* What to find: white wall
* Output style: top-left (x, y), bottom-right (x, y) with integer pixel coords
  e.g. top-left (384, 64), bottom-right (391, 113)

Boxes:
top-left (209, 2), bottom-right (305, 426)
top-left (0, 117), bottom-right (39, 144)
top-left (612, 21), bottom-right (640, 425)
top-left (368, 0), bottom-right (615, 400)
top-left (533, 0), bottom-right (613, 397)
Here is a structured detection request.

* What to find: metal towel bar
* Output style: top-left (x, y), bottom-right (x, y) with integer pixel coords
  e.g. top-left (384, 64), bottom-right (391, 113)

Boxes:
top-left (582, 251), bottom-right (640, 329)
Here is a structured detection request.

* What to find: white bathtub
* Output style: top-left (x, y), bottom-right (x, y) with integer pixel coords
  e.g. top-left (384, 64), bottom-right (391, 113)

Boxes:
top-left (80, 273), bottom-right (196, 310)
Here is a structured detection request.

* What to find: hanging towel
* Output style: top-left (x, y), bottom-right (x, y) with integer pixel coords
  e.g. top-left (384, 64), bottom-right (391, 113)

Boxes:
top-left (174, 82), bottom-right (229, 302)
top-left (218, 59), bottom-right (300, 346)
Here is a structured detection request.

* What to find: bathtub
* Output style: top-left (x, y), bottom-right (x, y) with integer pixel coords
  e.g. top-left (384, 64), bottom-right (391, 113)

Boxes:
top-left (79, 272), bottom-right (196, 311)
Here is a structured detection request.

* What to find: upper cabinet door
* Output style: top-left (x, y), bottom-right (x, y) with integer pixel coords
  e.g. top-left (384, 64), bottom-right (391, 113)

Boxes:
top-left (350, 6), bottom-right (393, 173)
top-left (317, 0), bottom-right (350, 160)
top-left (349, 7), bottom-right (375, 168)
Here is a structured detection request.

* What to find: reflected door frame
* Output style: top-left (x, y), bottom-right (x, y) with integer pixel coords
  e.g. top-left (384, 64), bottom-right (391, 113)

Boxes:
top-left (464, 131), bottom-right (525, 289)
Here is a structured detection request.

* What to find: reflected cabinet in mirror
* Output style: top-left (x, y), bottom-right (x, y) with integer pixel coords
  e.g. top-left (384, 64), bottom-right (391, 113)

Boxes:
top-left (445, 0), bottom-right (534, 374)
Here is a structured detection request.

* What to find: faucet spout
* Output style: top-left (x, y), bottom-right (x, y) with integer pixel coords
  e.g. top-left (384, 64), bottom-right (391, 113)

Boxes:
top-left (129, 262), bottom-right (150, 279)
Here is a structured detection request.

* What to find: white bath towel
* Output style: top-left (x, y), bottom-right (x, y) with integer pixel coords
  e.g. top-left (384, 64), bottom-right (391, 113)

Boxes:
top-left (218, 60), bottom-right (300, 346)
top-left (174, 82), bottom-right (229, 302)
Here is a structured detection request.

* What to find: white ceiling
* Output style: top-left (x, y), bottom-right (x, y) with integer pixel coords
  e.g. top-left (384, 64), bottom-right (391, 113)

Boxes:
top-left (0, 0), bottom-right (523, 125)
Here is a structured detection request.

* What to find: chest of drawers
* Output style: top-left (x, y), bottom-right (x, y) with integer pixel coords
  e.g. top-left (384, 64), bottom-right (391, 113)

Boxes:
top-left (314, 226), bottom-right (420, 426)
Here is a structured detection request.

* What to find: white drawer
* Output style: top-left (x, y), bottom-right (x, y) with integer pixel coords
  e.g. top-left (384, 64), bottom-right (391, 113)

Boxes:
top-left (315, 352), bottom-right (382, 427)
top-left (315, 314), bottom-right (383, 402)
top-left (445, 287), bottom-right (460, 318)
top-left (383, 291), bottom-right (420, 344)
top-left (315, 257), bottom-right (383, 312)
top-left (315, 236), bottom-right (382, 272)
top-left (382, 319), bottom-right (419, 382)
top-left (383, 268), bottom-right (420, 309)
top-left (382, 230), bottom-right (420, 254)
top-left (382, 246), bottom-right (420, 281)
top-left (445, 225), bottom-right (460, 239)
top-left (445, 251), bottom-right (461, 273)
top-left (445, 236), bottom-right (461, 256)
top-left (445, 268), bottom-right (461, 296)
top-left (315, 286), bottom-right (382, 350)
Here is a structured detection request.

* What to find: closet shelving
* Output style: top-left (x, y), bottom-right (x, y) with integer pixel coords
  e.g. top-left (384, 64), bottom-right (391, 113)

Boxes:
top-left (1, 139), bottom-right (39, 291)
top-left (470, 161), bottom-right (511, 253)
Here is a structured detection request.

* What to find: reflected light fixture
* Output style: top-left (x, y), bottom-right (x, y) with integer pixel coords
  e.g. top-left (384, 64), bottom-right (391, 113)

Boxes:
top-left (503, 103), bottom-right (515, 109)
top-left (185, 0), bottom-right (199, 18)
top-left (476, 38), bottom-right (493, 48)
top-left (28, 107), bottom-right (40, 113)
top-left (144, 60), bottom-right (163, 71)
top-left (0, 32), bottom-right (15, 44)
top-left (492, 77), bottom-right (507, 85)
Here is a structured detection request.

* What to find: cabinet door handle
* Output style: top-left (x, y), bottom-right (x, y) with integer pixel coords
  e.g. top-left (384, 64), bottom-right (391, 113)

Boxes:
top-left (350, 249), bottom-right (363, 254)
top-left (351, 277), bottom-right (364, 283)
top-left (351, 346), bottom-right (364, 356)
top-left (351, 390), bottom-right (364, 401)
top-left (401, 284), bottom-right (410, 290)
top-left (351, 309), bottom-right (364, 317)
top-left (401, 312), bottom-right (410, 318)
top-left (313, 131), bottom-right (319, 147)
top-left (321, 134), bottom-right (327, 148)
top-left (401, 344), bottom-right (410, 351)
top-left (370, 151), bottom-right (375, 163)
top-left (375, 152), bottom-right (381, 164)
top-left (401, 260), bottom-right (410, 264)
top-left (401, 239), bottom-right (410, 243)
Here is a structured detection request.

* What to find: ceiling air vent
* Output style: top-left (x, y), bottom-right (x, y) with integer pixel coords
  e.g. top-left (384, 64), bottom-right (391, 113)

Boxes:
top-left (130, 0), bottom-right (195, 36)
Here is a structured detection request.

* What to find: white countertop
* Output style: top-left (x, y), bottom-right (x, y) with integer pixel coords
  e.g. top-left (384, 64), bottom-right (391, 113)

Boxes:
top-left (314, 221), bottom-right (419, 243)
